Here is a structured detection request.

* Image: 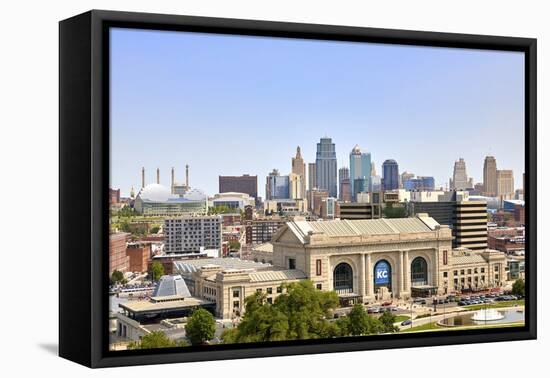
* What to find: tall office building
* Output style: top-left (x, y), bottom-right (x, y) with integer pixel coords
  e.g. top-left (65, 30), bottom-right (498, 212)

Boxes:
top-left (401, 171), bottom-right (415, 188)
top-left (349, 145), bottom-right (372, 197)
top-left (403, 176), bottom-right (435, 191)
top-left (497, 170), bottom-right (514, 199)
top-left (382, 159), bottom-right (399, 191)
top-left (338, 167), bottom-right (350, 201)
top-left (265, 169), bottom-right (290, 200)
top-left (219, 174), bottom-right (258, 200)
top-left (369, 175), bottom-right (382, 192)
top-left (289, 173), bottom-right (305, 200)
top-left (483, 156), bottom-right (498, 196)
top-left (371, 161), bottom-right (377, 177)
top-left (450, 158), bottom-right (472, 190)
top-left (315, 137), bottom-right (337, 198)
top-left (291, 146), bottom-right (306, 199)
top-left (308, 162), bottom-right (317, 191)
top-left (454, 200), bottom-right (488, 250)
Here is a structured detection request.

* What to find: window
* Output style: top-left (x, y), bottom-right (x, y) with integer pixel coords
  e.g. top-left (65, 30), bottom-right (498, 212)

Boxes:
top-left (316, 283), bottom-right (322, 290)
top-left (288, 258), bottom-right (296, 270)
top-left (494, 265), bottom-right (499, 271)
top-left (467, 269), bottom-right (472, 275)
top-left (333, 263), bottom-right (353, 293)
top-left (267, 287), bottom-right (272, 294)
top-left (454, 270), bottom-right (458, 276)
top-left (266, 297), bottom-right (273, 304)
top-left (256, 288), bottom-right (262, 293)
top-left (460, 269), bottom-right (465, 275)
top-left (233, 290), bottom-right (239, 298)
top-left (276, 286), bottom-right (282, 293)
top-left (316, 259), bottom-right (322, 276)
top-left (443, 250), bottom-right (448, 265)
top-left (233, 301), bottom-right (239, 308)
top-left (481, 267), bottom-right (485, 273)
top-left (443, 272), bottom-right (448, 278)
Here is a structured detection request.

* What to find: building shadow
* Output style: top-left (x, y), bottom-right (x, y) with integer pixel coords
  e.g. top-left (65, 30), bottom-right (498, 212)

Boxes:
top-left (38, 343), bottom-right (58, 356)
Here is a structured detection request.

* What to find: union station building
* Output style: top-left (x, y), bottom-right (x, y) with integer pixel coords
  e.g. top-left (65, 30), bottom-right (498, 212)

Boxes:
top-left (177, 214), bottom-right (506, 319)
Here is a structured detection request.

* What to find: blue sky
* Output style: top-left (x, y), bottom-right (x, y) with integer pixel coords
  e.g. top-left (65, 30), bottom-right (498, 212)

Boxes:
top-left (110, 28), bottom-right (525, 198)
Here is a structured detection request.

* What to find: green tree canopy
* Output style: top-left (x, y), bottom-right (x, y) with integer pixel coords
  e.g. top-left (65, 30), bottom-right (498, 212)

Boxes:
top-left (221, 280), bottom-right (339, 343)
top-left (185, 308), bottom-right (216, 345)
top-left (383, 203), bottom-right (407, 218)
top-left (110, 270), bottom-right (124, 285)
top-left (150, 261), bottom-right (165, 282)
top-left (378, 310), bottom-right (399, 333)
top-left (512, 278), bottom-right (525, 297)
top-left (228, 240), bottom-right (241, 251)
top-left (127, 331), bottom-right (187, 349)
top-left (346, 304), bottom-right (384, 336)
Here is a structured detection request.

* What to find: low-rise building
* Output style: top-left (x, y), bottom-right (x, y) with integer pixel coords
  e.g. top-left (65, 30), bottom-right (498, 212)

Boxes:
top-left (126, 241), bottom-right (151, 273)
top-left (164, 215), bottom-right (222, 253)
top-left (110, 232), bottom-right (129, 274)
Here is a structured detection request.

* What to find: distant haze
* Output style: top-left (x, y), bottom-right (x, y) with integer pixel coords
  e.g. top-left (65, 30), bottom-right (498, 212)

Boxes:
top-left (110, 28), bottom-right (525, 198)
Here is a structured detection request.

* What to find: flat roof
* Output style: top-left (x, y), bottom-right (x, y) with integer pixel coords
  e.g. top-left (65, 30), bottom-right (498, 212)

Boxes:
top-left (119, 296), bottom-right (211, 314)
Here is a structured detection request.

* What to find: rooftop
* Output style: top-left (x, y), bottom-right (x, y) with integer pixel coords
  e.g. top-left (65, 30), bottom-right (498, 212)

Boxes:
top-left (287, 215), bottom-right (439, 243)
top-left (119, 296), bottom-right (210, 313)
top-left (174, 257), bottom-right (272, 274)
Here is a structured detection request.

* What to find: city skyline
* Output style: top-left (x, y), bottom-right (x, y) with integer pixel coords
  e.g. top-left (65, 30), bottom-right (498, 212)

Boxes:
top-left (111, 28), bottom-right (525, 197)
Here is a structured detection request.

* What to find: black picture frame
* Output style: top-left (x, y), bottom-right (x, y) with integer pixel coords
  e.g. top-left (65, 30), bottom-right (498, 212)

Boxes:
top-left (59, 9), bottom-right (537, 368)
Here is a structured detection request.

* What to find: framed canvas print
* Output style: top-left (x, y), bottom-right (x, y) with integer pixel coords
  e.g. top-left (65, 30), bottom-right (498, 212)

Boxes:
top-left (59, 10), bottom-right (537, 368)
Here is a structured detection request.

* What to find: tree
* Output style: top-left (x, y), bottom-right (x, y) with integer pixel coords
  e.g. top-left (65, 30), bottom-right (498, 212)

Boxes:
top-left (150, 225), bottom-right (160, 234)
top-left (150, 261), bottom-right (165, 282)
top-left (185, 308), bottom-right (216, 345)
top-left (127, 331), bottom-right (187, 349)
top-left (228, 240), bottom-right (241, 251)
top-left (110, 270), bottom-right (124, 285)
top-left (512, 278), bottom-right (525, 297)
top-left (338, 305), bottom-right (384, 336)
top-left (222, 280), bottom-right (339, 344)
top-left (383, 203), bottom-right (407, 218)
top-left (378, 310), bottom-right (399, 333)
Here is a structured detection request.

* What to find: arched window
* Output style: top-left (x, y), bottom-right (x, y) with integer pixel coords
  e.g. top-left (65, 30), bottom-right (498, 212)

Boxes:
top-left (333, 263), bottom-right (353, 294)
top-left (411, 257), bottom-right (428, 286)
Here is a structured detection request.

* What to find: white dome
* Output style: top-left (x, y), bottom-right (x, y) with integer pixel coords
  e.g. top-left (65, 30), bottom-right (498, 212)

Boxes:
top-left (183, 188), bottom-right (207, 201)
top-left (138, 183), bottom-right (172, 202)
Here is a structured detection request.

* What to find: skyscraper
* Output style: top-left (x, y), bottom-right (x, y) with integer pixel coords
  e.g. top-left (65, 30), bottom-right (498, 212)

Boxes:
top-left (401, 171), bottom-right (414, 188)
top-left (382, 159), bottom-right (399, 191)
top-left (349, 145), bottom-right (372, 198)
top-left (308, 162), bottom-right (317, 191)
top-left (291, 146), bottom-right (306, 200)
top-left (483, 156), bottom-right (498, 197)
top-left (338, 167), bottom-right (350, 201)
top-left (315, 137), bottom-right (337, 198)
top-left (497, 170), bottom-right (514, 199)
top-left (265, 169), bottom-right (290, 200)
top-left (449, 158), bottom-right (473, 190)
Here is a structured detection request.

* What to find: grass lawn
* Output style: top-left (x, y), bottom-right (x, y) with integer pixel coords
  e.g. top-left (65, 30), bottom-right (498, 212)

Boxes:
top-left (400, 321), bottom-right (524, 333)
top-left (400, 322), bottom-right (440, 333)
top-left (463, 300), bottom-right (524, 311)
top-left (394, 315), bottom-right (410, 323)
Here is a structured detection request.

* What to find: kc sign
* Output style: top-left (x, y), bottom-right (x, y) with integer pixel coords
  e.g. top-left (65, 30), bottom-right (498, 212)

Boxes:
top-left (374, 261), bottom-right (390, 285)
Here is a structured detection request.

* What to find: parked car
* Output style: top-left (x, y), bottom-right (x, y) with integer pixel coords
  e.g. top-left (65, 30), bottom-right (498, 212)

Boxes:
top-left (401, 319), bottom-right (413, 326)
top-left (458, 301), bottom-right (467, 306)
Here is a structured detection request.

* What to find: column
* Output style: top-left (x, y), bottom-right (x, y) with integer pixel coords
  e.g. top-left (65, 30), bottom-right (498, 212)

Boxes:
top-left (366, 254), bottom-right (374, 296)
top-left (399, 251), bottom-right (404, 294)
top-left (359, 253), bottom-right (366, 297)
top-left (403, 250), bottom-right (410, 292)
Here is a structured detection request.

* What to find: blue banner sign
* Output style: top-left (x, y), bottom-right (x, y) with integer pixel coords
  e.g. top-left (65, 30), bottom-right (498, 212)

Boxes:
top-left (374, 261), bottom-right (390, 285)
